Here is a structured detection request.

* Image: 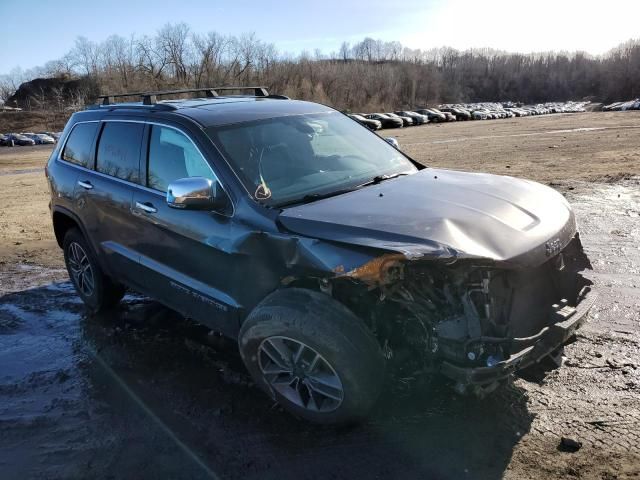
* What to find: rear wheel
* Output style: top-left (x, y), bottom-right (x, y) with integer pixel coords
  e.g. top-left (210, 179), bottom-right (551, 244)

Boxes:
top-left (63, 228), bottom-right (125, 313)
top-left (239, 288), bottom-right (385, 424)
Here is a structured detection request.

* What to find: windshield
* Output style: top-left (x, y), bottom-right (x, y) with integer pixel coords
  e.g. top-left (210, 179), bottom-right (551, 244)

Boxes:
top-left (206, 112), bottom-right (416, 207)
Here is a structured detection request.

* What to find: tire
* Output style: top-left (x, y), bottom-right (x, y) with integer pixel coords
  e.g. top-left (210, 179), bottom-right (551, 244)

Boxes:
top-left (63, 228), bottom-right (125, 313)
top-left (239, 288), bottom-right (385, 424)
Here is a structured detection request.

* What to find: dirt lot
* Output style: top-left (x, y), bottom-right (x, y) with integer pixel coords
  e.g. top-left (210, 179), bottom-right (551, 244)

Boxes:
top-left (1, 112), bottom-right (639, 479)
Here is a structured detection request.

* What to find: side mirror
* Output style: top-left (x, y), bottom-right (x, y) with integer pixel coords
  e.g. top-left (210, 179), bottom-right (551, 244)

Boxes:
top-left (384, 137), bottom-right (399, 149)
top-left (167, 177), bottom-right (226, 211)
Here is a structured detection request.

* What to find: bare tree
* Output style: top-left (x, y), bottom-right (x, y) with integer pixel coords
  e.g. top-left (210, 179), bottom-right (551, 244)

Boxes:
top-left (191, 31), bottom-right (227, 86)
top-left (157, 23), bottom-right (191, 85)
top-left (103, 35), bottom-right (135, 88)
top-left (135, 35), bottom-right (168, 86)
top-left (70, 36), bottom-right (101, 77)
top-left (339, 42), bottom-right (350, 62)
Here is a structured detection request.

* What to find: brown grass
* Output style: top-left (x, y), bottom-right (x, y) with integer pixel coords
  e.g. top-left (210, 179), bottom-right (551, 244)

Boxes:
top-left (0, 111), bottom-right (70, 133)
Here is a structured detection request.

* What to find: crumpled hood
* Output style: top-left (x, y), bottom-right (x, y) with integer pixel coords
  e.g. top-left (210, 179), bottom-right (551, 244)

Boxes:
top-left (277, 168), bottom-right (577, 267)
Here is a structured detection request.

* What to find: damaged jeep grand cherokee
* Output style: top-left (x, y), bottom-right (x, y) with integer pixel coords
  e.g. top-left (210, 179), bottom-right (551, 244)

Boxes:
top-left (47, 87), bottom-right (596, 424)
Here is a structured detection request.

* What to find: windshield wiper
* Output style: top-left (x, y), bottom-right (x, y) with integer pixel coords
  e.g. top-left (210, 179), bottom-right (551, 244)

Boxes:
top-left (277, 186), bottom-right (362, 208)
top-left (360, 172), bottom-right (409, 186)
top-left (277, 173), bottom-right (410, 208)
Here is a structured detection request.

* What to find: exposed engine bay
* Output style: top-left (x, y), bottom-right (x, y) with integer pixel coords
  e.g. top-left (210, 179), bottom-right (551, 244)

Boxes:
top-left (330, 234), bottom-right (594, 392)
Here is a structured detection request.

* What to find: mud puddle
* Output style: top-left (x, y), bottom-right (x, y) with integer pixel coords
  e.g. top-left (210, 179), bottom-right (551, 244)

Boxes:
top-left (0, 180), bottom-right (639, 479)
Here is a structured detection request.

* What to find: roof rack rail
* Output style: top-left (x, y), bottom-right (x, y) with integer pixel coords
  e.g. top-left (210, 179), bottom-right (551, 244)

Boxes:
top-left (97, 86), bottom-right (270, 106)
top-left (85, 102), bottom-right (178, 112)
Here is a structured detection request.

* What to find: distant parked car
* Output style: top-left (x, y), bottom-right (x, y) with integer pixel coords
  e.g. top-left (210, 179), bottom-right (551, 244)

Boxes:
top-left (24, 133), bottom-right (56, 144)
top-left (440, 107), bottom-right (471, 121)
top-left (395, 111), bottom-right (429, 125)
top-left (415, 108), bottom-right (446, 123)
top-left (6, 133), bottom-right (35, 146)
top-left (471, 110), bottom-right (488, 120)
top-left (366, 113), bottom-right (403, 128)
top-left (39, 131), bottom-right (62, 142)
top-left (620, 99), bottom-right (640, 111)
top-left (430, 108), bottom-right (456, 122)
top-left (348, 114), bottom-right (382, 130)
top-left (603, 101), bottom-right (624, 111)
top-left (386, 112), bottom-right (413, 127)
top-left (21, 133), bottom-right (40, 143)
top-left (0, 133), bottom-right (12, 146)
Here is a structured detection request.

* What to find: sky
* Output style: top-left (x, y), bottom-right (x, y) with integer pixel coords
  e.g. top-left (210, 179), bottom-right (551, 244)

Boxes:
top-left (1, 0), bottom-right (639, 75)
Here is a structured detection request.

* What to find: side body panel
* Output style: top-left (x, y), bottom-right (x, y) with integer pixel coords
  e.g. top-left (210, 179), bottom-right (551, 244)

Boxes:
top-left (131, 187), bottom-right (239, 336)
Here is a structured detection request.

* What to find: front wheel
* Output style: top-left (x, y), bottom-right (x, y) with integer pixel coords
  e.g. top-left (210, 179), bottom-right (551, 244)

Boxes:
top-left (239, 288), bottom-right (385, 424)
top-left (63, 228), bottom-right (125, 313)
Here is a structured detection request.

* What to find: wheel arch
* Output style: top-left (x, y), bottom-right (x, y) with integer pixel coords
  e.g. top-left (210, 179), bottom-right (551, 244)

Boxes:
top-left (239, 284), bottom-right (382, 351)
top-left (52, 207), bottom-right (87, 248)
top-left (240, 273), bottom-right (384, 333)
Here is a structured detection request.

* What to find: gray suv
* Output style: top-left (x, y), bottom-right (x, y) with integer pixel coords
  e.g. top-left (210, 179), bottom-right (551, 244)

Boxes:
top-left (47, 87), bottom-right (596, 424)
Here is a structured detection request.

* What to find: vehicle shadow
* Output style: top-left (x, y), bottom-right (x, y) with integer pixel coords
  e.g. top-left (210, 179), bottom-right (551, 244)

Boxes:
top-left (0, 283), bottom-right (533, 480)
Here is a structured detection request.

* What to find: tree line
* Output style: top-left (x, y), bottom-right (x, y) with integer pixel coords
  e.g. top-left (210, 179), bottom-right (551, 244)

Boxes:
top-left (1, 23), bottom-right (639, 112)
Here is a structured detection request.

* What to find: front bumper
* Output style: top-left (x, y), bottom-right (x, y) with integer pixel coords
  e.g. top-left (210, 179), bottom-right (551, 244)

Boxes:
top-left (439, 286), bottom-right (598, 386)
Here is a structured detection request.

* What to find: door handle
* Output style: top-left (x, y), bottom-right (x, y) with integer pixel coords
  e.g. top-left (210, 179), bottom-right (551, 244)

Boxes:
top-left (135, 201), bottom-right (157, 214)
top-left (77, 180), bottom-right (93, 190)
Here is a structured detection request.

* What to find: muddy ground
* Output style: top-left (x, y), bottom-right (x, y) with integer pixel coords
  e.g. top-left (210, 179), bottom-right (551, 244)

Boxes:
top-left (0, 112), bottom-right (639, 479)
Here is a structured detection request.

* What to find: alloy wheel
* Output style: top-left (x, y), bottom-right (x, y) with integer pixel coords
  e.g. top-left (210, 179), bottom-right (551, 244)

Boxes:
top-left (258, 336), bottom-right (344, 412)
top-left (67, 242), bottom-right (95, 297)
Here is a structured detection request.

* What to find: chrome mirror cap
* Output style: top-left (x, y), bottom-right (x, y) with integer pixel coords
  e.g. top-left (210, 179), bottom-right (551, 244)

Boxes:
top-left (384, 137), bottom-right (399, 148)
top-left (167, 177), bottom-right (216, 210)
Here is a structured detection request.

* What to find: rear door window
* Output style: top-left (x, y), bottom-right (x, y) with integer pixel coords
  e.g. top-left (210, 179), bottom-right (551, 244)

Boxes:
top-left (96, 122), bottom-right (144, 183)
top-left (61, 122), bottom-right (99, 167)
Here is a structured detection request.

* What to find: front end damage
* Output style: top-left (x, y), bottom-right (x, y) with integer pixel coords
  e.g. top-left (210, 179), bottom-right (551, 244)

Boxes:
top-left (329, 234), bottom-right (596, 394)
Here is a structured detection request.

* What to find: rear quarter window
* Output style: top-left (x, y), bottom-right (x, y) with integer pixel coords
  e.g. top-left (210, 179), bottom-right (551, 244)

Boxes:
top-left (61, 122), bottom-right (99, 167)
top-left (96, 122), bottom-right (144, 183)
